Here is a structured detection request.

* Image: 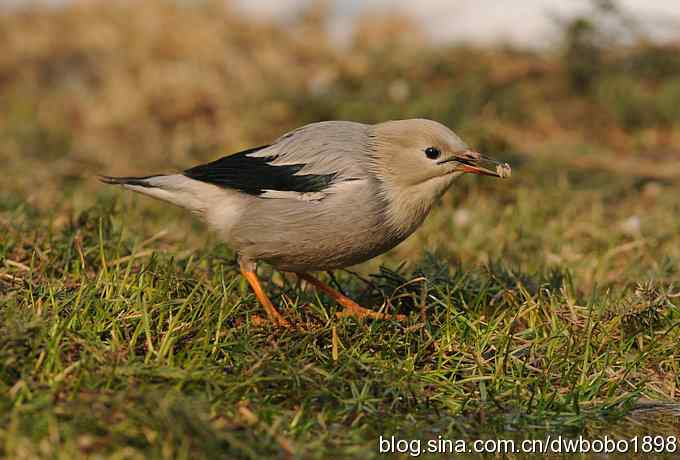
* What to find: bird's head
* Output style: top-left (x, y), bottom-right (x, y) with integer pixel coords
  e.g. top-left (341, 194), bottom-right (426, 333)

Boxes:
top-left (369, 118), bottom-right (510, 233)
top-left (370, 118), bottom-right (509, 189)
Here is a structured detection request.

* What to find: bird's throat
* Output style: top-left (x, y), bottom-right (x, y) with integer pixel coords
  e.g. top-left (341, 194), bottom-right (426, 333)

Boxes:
top-left (381, 175), bottom-right (454, 238)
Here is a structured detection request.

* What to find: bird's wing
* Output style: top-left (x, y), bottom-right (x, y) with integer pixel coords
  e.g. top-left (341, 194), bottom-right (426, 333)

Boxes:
top-left (183, 121), bottom-right (370, 200)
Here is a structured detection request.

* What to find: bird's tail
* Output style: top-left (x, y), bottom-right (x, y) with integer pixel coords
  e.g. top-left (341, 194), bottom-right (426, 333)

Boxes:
top-left (98, 174), bottom-right (210, 213)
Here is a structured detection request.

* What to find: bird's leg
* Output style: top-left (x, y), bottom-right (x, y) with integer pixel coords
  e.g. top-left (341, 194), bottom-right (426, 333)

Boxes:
top-left (239, 259), bottom-right (290, 327)
top-left (297, 273), bottom-right (405, 320)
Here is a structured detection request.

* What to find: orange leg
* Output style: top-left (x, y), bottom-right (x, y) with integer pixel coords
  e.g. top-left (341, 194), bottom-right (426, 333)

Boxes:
top-left (240, 265), bottom-right (290, 327)
top-left (297, 273), bottom-right (406, 320)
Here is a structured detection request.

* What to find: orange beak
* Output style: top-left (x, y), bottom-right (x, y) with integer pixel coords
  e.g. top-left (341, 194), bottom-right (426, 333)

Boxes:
top-left (444, 150), bottom-right (511, 178)
top-left (456, 163), bottom-right (504, 177)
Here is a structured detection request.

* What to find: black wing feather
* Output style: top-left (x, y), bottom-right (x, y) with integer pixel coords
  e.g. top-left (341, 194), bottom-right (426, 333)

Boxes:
top-left (183, 145), bottom-right (337, 196)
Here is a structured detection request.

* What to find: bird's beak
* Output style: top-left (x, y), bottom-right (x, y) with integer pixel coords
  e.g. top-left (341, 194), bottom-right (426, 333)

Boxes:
top-left (439, 150), bottom-right (511, 178)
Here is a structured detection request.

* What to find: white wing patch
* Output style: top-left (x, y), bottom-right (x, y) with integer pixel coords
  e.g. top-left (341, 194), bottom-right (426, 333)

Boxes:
top-left (258, 190), bottom-right (328, 201)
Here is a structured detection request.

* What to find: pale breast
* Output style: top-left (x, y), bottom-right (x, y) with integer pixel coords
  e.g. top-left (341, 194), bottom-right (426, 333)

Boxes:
top-left (229, 179), bottom-right (410, 272)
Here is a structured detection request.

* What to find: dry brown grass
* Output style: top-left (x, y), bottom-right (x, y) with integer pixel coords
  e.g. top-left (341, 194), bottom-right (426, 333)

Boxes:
top-left (2, 0), bottom-right (678, 211)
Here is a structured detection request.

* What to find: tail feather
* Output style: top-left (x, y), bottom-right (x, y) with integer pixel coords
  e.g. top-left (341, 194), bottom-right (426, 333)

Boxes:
top-left (100, 173), bottom-right (245, 236)
top-left (99, 173), bottom-right (211, 212)
top-left (98, 175), bottom-right (159, 187)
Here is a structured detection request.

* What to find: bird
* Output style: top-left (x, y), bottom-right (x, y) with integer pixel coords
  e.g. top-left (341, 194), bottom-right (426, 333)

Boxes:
top-left (100, 119), bottom-right (510, 326)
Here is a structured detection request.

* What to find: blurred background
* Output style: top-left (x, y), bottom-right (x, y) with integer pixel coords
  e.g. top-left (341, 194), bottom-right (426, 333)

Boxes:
top-left (2, 0), bottom-right (680, 285)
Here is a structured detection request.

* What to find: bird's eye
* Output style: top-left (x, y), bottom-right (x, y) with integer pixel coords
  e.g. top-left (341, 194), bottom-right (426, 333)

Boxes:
top-left (424, 147), bottom-right (441, 159)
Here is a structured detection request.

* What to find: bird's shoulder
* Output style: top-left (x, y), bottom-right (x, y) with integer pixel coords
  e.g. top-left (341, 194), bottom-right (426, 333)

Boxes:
top-left (183, 121), bottom-right (373, 199)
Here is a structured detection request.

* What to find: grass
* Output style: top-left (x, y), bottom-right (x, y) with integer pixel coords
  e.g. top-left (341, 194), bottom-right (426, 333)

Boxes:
top-left (1, 0), bottom-right (680, 458)
top-left (2, 156), bottom-right (679, 459)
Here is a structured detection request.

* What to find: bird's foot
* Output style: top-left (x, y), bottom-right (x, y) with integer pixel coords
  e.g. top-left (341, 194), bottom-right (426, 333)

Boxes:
top-left (334, 302), bottom-right (406, 321)
top-left (297, 273), bottom-right (406, 321)
top-left (241, 265), bottom-right (291, 327)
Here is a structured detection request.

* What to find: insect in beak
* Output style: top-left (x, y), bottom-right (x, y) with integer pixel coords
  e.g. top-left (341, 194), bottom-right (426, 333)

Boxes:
top-left (437, 150), bottom-right (511, 178)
